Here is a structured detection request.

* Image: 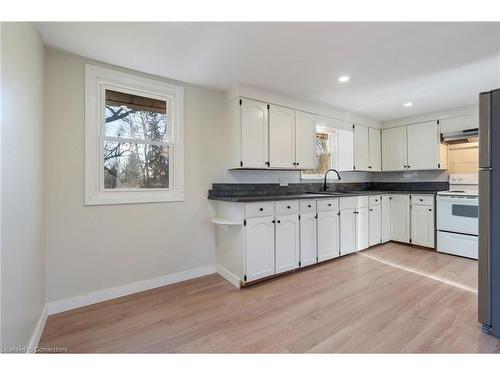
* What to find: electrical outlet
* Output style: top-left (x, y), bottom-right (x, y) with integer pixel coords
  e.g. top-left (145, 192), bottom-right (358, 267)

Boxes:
top-left (279, 177), bottom-right (289, 187)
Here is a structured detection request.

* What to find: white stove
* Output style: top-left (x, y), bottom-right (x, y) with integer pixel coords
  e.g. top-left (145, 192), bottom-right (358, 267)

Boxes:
top-left (436, 173), bottom-right (479, 259)
top-left (437, 173), bottom-right (479, 197)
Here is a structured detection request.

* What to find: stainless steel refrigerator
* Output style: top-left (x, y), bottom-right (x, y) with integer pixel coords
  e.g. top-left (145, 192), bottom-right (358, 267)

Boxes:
top-left (479, 89), bottom-right (500, 336)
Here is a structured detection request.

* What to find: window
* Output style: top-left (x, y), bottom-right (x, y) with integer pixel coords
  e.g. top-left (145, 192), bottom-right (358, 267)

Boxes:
top-left (85, 65), bottom-right (184, 205)
top-left (302, 126), bottom-right (336, 179)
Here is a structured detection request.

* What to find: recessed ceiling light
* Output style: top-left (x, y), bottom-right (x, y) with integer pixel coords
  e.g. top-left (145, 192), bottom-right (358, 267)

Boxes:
top-left (338, 75), bottom-right (350, 83)
top-left (404, 102), bottom-right (413, 107)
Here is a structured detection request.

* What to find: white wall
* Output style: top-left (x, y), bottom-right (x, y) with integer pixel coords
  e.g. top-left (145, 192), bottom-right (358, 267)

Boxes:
top-left (44, 49), bottom-right (226, 303)
top-left (381, 104), bottom-right (478, 129)
top-left (1, 23), bottom-right (46, 349)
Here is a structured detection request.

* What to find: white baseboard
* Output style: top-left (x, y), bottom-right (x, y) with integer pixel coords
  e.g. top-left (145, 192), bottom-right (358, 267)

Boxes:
top-left (47, 265), bottom-right (216, 315)
top-left (216, 264), bottom-right (241, 289)
top-left (27, 304), bottom-right (48, 353)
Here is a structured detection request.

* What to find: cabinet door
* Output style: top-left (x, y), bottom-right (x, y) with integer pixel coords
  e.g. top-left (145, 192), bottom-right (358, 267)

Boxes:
top-left (245, 216), bottom-right (275, 282)
top-left (382, 126), bottom-right (407, 171)
top-left (275, 214), bottom-right (300, 273)
top-left (336, 128), bottom-right (354, 171)
top-left (369, 205), bottom-right (382, 247)
top-left (340, 209), bottom-right (357, 255)
top-left (269, 105), bottom-right (295, 168)
top-left (300, 212), bottom-right (317, 267)
top-left (439, 114), bottom-right (478, 133)
top-left (354, 124), bottom-right (370, 171)
top-left (407, 121), bottom-right (439, 170)
top-left (369, 127), bottom-right (382, 171)
top-left (240, 99), bottom-right (269, 168)
top-left (356, 207), bottom-right (370, 251)
top-left (411, 205), bottom-right (435, 248)
top-left (317, 211), bottom-right (340, 261)
top-left (381, 195), bottom-right (391, 243)
top-left (390, 195), bottom-right (410, 243)
top-left (295, 111), bottom-right (316, 169)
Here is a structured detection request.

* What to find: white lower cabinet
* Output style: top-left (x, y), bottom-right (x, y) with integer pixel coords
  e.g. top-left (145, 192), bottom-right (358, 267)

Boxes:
top-left (299, 212), bottom-right (317, 267)
top-left (245, 216), bottom-right (276, 282)
top-left (214, 193), bottom-right (436, 287)
top-left (410, 202), bottom-right (435, 248)
top-left (390, 195), bottom-right (411, 243)
top-left (381, 195), bottom-right (391, 243)
top-left (317, 211), bottom-right (340, 261)
top-left (369, 205), bottom-right (382, 247)
top-left (340, 209), bottom-right (356, 255)
top-left (275, 214), bottom-right (300, 273)
top-left (356, 207), bottom-right (369, 251)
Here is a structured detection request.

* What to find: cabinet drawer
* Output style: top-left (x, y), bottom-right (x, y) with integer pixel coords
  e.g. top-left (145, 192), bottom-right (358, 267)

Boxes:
top-left (246, 202), bottom-right (275, 218)
top-left (299, 200), bottom-right (317, 213)
top-left (411, 194), bottom-right (434, 206)
top-left (340, 196), bottom-right (369, 210)
top-left (317, 199), bottom-right (339, 212)
top-left (275, 200), bottom-right (299, 215)
top-left (369, 195), bottom-right (382, 206)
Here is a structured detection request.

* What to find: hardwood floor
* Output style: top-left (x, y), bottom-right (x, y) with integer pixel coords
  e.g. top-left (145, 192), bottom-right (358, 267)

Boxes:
top-left (39, 243), bottom-right (500, 353)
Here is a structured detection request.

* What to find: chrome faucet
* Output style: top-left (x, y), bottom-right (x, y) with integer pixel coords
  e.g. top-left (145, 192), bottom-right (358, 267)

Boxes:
top-left (323, 169), bottom-right (341, 191)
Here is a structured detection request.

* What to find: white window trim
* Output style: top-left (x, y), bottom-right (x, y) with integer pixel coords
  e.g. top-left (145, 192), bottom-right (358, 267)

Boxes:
top-left (301, 129), bottom-right (336, 181)
top-left (85, 64), bottom-right (184, 205)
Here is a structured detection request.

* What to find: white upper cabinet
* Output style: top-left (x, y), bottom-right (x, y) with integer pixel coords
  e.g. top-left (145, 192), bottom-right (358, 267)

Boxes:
top-left (335, 128), bottom-right (355, 172)
top-left (269, 104), bottom-right (295, 169)
top-left (382, 126), bottom-right (408, 171)
top-left (295, 111), bottom-right (316, 169)
top-left (369, 128), bottom-right (382, 171)
top-left (407, 121), bottom-right (439, 170)
top-left (354, 125), bottom-right (381, 172)
top-left (237, 98), bottom-right (269, 168)
top-left (382, 120), bottom-right (446, 172)
top-left (439, 114), bottom-right (478, 133)
top-left (227, 97), bottom-right (317, 170)
top-left (354, 124), bottom-right (370, 171)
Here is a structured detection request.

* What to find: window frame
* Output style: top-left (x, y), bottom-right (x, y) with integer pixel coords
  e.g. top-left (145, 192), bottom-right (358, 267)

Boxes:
top-left (301, 128), bottom-right (336, 181)
top-left (85, 64), bottom-right (184, 205)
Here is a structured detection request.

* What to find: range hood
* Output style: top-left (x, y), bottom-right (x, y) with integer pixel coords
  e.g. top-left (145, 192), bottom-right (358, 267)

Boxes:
top-left (441, 128), bottom-right (479, 144)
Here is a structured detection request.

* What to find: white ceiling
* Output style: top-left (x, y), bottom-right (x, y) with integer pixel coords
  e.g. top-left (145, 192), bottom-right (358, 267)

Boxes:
top-left (36, 22), bottom-right (500, 121)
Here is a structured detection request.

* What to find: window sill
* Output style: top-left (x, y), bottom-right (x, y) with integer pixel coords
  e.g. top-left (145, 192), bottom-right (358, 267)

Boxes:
top-left (301, 174), bottom-right (329, 181)
top-left (301, 174), bottom-right (344, 183)
top-left (85, 190), bottom-right (184, 206)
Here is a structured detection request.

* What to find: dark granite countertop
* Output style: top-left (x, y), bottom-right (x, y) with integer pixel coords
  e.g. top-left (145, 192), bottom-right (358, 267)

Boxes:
top-left (207, 181), bottom-right (448, 203)
top-left (208, 190), bottom-right (441, 203)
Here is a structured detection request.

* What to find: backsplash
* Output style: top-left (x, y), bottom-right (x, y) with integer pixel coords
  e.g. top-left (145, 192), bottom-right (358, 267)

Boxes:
top-left (225, 170), bottom-right (373, 184)
top-left (372, 170), bottom-right (449, 182)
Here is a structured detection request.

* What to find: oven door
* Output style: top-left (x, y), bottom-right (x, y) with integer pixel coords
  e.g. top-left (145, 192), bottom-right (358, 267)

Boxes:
top-left (437, 195), bottom-right (479, 235)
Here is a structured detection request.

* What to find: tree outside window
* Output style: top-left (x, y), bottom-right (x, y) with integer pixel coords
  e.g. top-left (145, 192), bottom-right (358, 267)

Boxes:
top-left (103, 90), bottom-right (170, 190)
